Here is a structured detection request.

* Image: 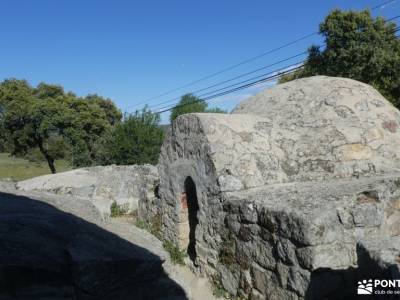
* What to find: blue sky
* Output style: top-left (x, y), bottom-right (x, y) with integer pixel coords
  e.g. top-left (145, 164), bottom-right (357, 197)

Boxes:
top-left (0, 0), bottom-right (398, 123)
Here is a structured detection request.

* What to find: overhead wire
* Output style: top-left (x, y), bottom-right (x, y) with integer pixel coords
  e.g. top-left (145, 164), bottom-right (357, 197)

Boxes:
top-left (148, 51), bottom-right (309, 111)
top-left (124, 32), bottom-right (317, 111)
top-left (155, 22), bottom-right (400, 114)
top-left (125, 0), bottom-right (399, 112)
top-left (155, 64), bottom-right (303, 114)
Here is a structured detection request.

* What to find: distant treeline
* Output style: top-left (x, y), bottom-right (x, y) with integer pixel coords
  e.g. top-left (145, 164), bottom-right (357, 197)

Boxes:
top-left (0, 80), bottom-right (225, 174)
top-left (2, 10), bottom-right (398, 174)
top-left (0, 79), bottom-right (164, 173)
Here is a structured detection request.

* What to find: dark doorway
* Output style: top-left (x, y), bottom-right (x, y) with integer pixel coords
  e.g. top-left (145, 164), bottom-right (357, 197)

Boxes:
top-left (184, 177), bottom-right (199, 262)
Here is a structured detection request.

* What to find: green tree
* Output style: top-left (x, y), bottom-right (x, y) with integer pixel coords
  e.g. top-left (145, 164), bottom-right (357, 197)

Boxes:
top-left (84, 94), bottom-right (122, 126)
top-left (96, 107), bottom-right (164, 165)
top-left (0, 80), bottom-right (68, 173)
top-left (170, 93), bottom-right (226, 122)
top-left (63, 96), bottom-right (121, 167)
top-left (280, 10), bottom-right (400, 107)
top-left (206, 107), bottom-right (227, 113)
top-left (35, 82), bottom-right (65, 99)
top-left (0, 122), bottom-right (9, 153)
top-left (0, 79), bottom-right (122, 172)
top-left (170, 94), bottom-right (207, 122)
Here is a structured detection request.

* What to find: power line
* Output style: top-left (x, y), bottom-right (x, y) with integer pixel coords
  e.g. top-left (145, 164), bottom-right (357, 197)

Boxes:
top-left (125, 0), bottom-right (397, 111)
top-left (153, 60), bottom-right (305, 112)
top-left (151, 17), bottom-right (399, 113)
top-left (148, 51), bottom-right (309, 111)
top-left (154, 23), bottom-right (400, 114)
top-left (371, 0), bottom-right (397, 10)
top-left (155, 64), bottom-right (303, 114)
top-left (125, 32), bottom-right (316, 111)
top-left (156, 66), bottom-right (301, 114)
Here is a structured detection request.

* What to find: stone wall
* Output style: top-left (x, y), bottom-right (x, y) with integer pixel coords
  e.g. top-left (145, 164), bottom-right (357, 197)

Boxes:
top-left (138, 76), bottom-right (400, 299)
top-left (138, 170), bottom-right (400, 299)
top-left (214, 176), bottom-right (400, 299)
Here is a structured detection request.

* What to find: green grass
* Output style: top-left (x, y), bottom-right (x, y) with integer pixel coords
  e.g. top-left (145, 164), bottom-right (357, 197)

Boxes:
top-left (135, 218), bottom-right (187, 265)
top-left (162, 240), bottom-right (187, 265)
top-left (136, 219), bottom-right (152, 231)
top-left (212, 284), bottom-right (227, 298)
top-left (110, 201), bottom-right (129, 217)
top-left (0, 153), bottom-right (71, 181)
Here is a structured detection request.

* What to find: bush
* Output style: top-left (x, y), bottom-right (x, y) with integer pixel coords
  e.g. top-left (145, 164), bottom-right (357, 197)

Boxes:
top-left (110, 201), bottom-right (128, 217)
top-left (212, 283), bottom-right (228, 298)
top-left (136, 215), bottom-right (186, 265)
top-left (136, 219), bottom-right (151, 231)
top-left (25, 148), bottom-right (45, 163)
top-left (135, 214), bottom-right (162, 239)
top-left (95, 107), bottom-right (164, 166)
top-left (162, 240), bottom-right (187, 265)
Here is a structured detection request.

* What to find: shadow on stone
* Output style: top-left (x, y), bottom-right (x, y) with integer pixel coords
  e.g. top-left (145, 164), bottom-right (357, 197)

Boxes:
top-left (305, 266), bottom-right (400, 300)
top-left (305, 267), bottom-right (358, 300)
top-left (185, 177), bottom-right (199, 263)
top-left (0, 192), bottom-right (187, 300)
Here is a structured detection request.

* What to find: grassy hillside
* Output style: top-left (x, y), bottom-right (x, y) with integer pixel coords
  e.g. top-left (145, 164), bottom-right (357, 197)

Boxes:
top-left (0, 153), bottom-right (71, 181)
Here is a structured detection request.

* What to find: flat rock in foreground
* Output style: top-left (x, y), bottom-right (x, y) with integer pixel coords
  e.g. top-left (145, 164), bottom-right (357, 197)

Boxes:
top-left (0, 190), bottom-right (185, 300)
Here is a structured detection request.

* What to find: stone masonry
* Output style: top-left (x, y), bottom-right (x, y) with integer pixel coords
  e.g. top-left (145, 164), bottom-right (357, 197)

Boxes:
top-left (139, 76), bottom-right (400, 299)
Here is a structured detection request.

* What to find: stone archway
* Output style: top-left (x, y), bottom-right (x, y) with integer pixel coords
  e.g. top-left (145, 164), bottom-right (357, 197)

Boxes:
top-left (178, 177), bottom-right (199, 262)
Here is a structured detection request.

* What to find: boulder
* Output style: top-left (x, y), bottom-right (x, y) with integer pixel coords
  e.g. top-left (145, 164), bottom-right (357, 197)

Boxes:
top-left (17, 164), bottom-right (158, 217)
top-left (0, 190), bottom-right (185, 299)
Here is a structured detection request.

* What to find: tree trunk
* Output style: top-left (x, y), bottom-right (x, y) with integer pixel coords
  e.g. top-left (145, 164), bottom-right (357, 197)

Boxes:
top-left (46, 156), bottom-right (56, 174)
top-left (38, 140), bottom-right (57, 174)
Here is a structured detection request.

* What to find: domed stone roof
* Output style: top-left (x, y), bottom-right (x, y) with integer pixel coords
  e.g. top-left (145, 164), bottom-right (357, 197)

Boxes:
top-left (159, 76), bottom-right (400, 195)
top-left (231, 76), bottom-right (400, 181)
top-left (149, 76), bottom-right (400, 300)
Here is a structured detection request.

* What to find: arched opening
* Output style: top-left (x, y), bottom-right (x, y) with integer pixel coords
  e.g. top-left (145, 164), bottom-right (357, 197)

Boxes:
top-left (184, 177), bottom-right (199, 262)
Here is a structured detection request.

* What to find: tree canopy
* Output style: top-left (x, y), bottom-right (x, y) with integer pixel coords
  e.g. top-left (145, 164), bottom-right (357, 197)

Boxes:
top-left (280, 10), bottom-right (400, 108)
top-left (170, 93), bottom-right (226, 122)
top-left (0, 78), bottom-right (167, 172)
top-left (95, 107), bottom-right (164, 166)
top-left (0, 79), bottom-right (122, 173)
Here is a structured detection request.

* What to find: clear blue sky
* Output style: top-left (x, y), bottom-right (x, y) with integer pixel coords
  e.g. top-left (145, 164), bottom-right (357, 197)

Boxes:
top-left (0, 0), bottom-right (398, 123)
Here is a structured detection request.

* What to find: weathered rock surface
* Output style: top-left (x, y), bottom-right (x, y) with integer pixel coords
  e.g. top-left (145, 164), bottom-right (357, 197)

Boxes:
top-left (219, 175), bottom-right (400, 299)
top-left (358, 237), bottom-right (400, 279)
top-left (231, 76), bottom-right (400, 188)
top-left (0, 180), bottom-right (16, 192)
top-left (139, 76), bottom-right (400, 299)
top-left (17, 164), bottom-right (158, 217)
top-left (0, 188), bottom-right (188, 299)
top-left (0, 180), bottom-right (220, 300)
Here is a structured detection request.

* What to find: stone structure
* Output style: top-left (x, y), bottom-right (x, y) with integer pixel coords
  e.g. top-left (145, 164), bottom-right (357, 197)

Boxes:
top-left (139, 76), bottom-right (400, 299)
top-left (358, 236), bottom-right (400, 281)
top-left (17, 164), bottom-right (158, 217)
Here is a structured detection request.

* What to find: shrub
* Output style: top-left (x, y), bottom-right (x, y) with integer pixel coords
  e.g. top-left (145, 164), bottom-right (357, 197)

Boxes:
top-left (212, 283), bottom-right (227, 298)
top-left (163, 240), bottom-right (187, 265)
top-left (95, 107), bottom-right (164, 166)
top-left (110, 201), bottom-right (128, 217)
